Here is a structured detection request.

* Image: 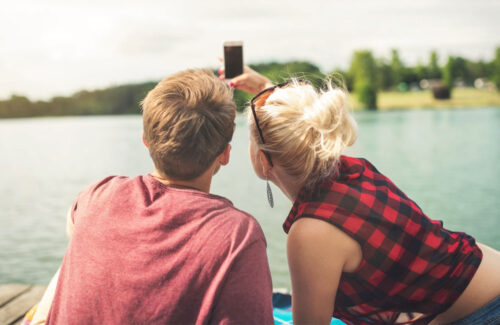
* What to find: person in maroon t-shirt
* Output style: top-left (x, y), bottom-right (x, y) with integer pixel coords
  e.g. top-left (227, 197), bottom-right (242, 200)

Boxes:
top-left (32, 69), bottom-right (274, 325)
top-left (219, 67), bottom-right (500, 324)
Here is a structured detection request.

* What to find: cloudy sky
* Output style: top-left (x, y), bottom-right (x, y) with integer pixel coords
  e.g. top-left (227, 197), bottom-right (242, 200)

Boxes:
top-left (1, 0), bottom-right (499, 100)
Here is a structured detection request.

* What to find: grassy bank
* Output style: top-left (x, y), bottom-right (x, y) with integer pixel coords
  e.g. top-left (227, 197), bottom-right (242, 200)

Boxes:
top-left (350, 88), bottom-right (500, 110)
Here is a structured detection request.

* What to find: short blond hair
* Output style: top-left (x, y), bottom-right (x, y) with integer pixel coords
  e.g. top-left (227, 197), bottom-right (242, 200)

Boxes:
top-left (248, 79), bottom-right (357, 189)
top-left (142, 69), bottom-right (236, 180)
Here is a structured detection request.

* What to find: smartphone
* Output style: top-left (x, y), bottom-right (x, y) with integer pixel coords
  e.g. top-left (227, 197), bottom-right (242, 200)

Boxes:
top-left (224, 41), bottom-right (243, 79)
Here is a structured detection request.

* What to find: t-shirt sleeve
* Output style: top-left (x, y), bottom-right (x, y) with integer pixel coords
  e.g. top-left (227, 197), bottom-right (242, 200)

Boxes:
top-left (69, 176), bottom-right (116, 225)
top-left (210, 237), bottom-right (274, 325)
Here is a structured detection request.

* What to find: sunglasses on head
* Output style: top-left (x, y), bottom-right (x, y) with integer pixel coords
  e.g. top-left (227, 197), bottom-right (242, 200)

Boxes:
top-left (249, 80), bottom-right (311, 167)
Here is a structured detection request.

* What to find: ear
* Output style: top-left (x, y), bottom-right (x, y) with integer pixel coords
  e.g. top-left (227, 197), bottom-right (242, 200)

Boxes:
top-left (217, 144), bottom-right (231, 166)
top-left (257, 150), bottom-right (272, 178)
top-left (142, 133), bottom-right (149, 148)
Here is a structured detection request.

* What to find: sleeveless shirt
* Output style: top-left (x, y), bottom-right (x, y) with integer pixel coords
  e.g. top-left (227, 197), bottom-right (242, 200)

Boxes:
top-left (283, 156), bottom-right (482, 324)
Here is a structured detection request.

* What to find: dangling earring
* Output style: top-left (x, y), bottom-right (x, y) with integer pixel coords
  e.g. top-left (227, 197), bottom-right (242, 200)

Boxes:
top-left (266, 179), bottom-right (274, 208)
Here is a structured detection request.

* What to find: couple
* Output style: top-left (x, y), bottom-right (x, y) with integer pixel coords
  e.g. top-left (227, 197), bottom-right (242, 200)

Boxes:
top-left (31, 67), bottom-right (499, 325)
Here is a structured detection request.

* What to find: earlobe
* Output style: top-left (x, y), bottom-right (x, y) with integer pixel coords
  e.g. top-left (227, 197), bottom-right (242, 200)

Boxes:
top-left (219, 144), bottom-right (231, 166)
top-left (142, 133), bottom-right (149, 148)
top-left (258, 150), bottom-right (272, 177)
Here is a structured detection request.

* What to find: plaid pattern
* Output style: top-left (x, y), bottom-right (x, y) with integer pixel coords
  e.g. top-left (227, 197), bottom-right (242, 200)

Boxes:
top-left (283, 156), bottom-right (482, 325)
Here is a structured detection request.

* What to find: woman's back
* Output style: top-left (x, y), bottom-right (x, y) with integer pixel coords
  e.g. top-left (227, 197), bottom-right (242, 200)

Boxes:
top-left (284, 156), bottom-right (483, 323)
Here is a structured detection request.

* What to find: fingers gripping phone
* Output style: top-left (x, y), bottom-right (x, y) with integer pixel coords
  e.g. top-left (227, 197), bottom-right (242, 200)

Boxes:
top-left (224, 41), bottom-right (243, 79)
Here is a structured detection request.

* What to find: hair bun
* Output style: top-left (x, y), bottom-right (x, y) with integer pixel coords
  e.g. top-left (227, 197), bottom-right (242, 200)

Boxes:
top-left (248, 78), bottom-right (357, 189)
top-left (304, 87), bottom-right (346, 132)
top-left (302, 85), bottom-right (357, 162)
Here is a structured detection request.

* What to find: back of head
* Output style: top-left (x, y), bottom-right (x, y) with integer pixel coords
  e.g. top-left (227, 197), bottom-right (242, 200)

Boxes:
top-left (142, 69), bottom-right (236, 180)
top-left (248, 79), bottom-right (357, 189)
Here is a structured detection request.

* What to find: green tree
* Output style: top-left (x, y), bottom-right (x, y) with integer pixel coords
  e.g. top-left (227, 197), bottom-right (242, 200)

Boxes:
top-left (251, 60), bottom-right (324, 86)
top-left (0, 81), bottom-right (157, 118)
top-left (443, 56), bottom-right (470, 89)
top-left (400, 67), bottom-right (419, 86)
top-left (376, 58), bottom-right (393, 90)
top-left (0, 95), bottom-right (32, 118)
top-left (465, 59), bottom-right (489, 83)
top-left (493, 47), bottom-right (500, 91)
top-left (443, 56), bottom-right (456, 89)
top-left (454, 57), bottom-right (470, 85)
top-left (414, 61), bottom-right (429, 82)
top-left (349, 50), bottom-right (378, 109)
top-left (428, 51), bottom-right (441, 79)
top-left (391, 49), bottom-right (404, 86)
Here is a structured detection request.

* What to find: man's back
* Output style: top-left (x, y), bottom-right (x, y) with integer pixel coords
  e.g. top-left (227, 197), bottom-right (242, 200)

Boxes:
top-left (47, 175), bottom-right (273, 324)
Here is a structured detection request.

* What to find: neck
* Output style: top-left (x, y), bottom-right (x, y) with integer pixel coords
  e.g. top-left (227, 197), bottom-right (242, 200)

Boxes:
top-left (151, 168), bottom-right (213, 193)
top-left (268, 166), bottom-right (304, 202)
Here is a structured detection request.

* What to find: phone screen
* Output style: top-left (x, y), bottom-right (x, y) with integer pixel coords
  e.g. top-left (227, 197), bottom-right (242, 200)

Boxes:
top-left (224, 41), bottom-right (243, 79)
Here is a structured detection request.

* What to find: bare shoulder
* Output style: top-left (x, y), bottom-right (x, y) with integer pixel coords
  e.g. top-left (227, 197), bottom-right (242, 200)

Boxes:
top-left (288, 217), bottom-right (362, 273)
top-left (286, 217), bottom-right (363, 323)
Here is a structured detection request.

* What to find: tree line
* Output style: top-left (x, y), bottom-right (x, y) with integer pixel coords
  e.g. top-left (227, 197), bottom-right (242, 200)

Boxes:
top-left (1, 47), bottom-right (499, 117)
top-left (0, 82), bottom-right (156, 118)
top-left (344, 47), bottom-right (500, 109)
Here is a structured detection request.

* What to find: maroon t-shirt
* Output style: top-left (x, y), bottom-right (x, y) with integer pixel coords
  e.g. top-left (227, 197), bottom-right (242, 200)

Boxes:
top-left (47, 175), bottom-right (273, 324)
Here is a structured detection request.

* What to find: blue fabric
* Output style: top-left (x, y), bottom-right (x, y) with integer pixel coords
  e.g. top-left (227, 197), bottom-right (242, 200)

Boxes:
top-left (447, 294), bottom-right (500, 325)
top-left (272, 292), bottom-right (345, 325)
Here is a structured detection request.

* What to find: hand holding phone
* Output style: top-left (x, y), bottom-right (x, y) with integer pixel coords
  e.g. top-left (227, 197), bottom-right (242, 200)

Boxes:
top-left (223, 41), bottom-right (243, 79)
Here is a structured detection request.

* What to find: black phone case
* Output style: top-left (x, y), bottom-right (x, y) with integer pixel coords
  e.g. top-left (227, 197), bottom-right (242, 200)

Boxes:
top-left (224, 45), bottom-right (243, 78)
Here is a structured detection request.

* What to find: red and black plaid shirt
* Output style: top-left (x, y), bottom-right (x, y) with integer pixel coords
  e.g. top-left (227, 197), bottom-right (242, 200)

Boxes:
top-left (283, 156), bottom-right (482, 325)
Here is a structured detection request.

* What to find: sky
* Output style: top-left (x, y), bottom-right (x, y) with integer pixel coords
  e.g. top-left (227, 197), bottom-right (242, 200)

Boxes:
top-left (1, 0), bottom-right (499, 100)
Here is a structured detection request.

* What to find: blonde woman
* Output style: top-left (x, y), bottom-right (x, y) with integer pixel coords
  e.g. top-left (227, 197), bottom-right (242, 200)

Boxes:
top-left (223, 68), bottom-right (500, 325)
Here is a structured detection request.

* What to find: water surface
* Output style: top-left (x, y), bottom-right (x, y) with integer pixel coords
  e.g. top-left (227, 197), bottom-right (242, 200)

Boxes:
top-left (1, 107), bottom-right (499, 288)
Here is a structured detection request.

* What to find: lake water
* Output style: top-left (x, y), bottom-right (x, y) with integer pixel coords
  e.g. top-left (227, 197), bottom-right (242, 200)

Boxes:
top-left (1, 107), bottom-right (499, 289)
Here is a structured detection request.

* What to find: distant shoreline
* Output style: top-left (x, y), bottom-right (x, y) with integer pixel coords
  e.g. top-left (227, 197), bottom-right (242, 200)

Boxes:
top-left (350, 88), bottom-right (500, 110)
top-left (1, 88), bottom-right (499, 119)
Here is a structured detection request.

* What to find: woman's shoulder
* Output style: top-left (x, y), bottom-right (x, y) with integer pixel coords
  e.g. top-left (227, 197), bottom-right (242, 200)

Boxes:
top-left (288, 217), bottom-right (363, 273)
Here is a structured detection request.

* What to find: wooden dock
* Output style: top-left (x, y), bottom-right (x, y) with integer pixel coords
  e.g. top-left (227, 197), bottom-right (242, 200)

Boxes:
top-left (0, 284), bottom-right (46, 325)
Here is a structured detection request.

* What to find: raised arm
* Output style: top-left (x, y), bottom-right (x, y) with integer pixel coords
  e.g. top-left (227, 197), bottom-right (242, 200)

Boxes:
top-left (287, 217), bottom-right (362, 325)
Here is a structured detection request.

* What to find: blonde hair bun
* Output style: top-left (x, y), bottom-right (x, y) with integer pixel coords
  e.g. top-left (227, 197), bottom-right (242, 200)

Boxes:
top-left (248, 79), bottom-right (357, 188)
